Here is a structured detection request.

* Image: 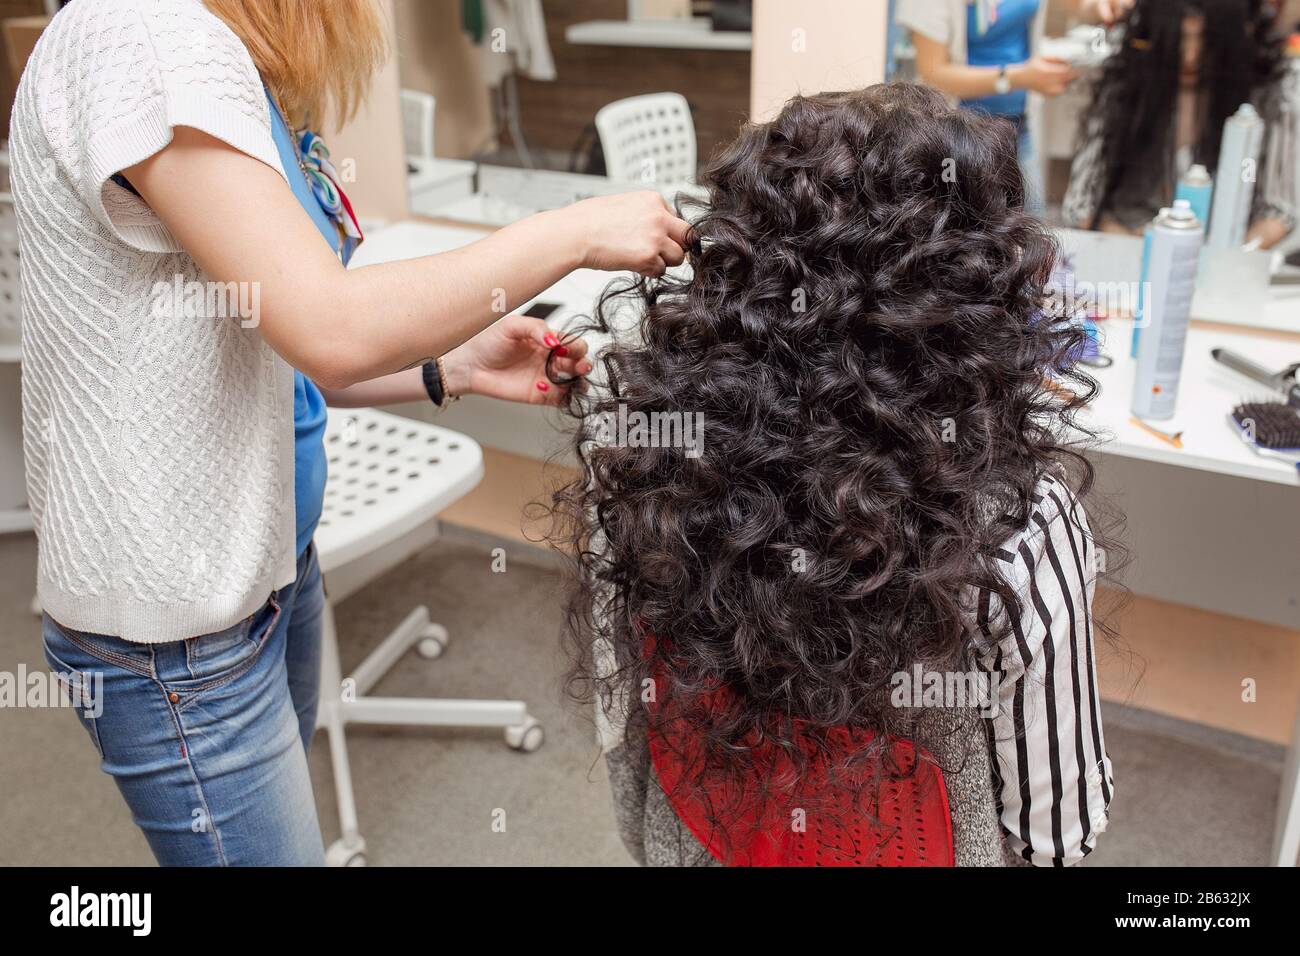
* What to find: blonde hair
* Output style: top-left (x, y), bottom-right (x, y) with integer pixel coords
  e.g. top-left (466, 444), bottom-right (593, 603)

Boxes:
top-left (203, 0), bottom-right (388, 129)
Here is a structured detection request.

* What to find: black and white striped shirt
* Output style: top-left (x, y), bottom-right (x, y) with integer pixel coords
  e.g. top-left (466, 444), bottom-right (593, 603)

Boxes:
top-left (977, 473), bottom-right (1114, 867)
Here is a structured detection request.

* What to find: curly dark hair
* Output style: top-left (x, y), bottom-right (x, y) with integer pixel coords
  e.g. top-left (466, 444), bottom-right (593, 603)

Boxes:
top-left (1078, 0), bottom-right (1286, 230)
top-left (547, 83), bottom-right (1117, 851)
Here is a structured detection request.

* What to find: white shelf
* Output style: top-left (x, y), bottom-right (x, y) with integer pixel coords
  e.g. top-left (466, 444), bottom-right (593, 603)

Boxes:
top-left (565, 19), bottom-right (751, 51)
top-left (407, 157), bottom-right (477, 218)
top-left (407, 157), bottom-right (477, 193)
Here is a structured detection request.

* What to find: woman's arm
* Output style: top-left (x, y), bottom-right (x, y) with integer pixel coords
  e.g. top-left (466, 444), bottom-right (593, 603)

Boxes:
top-left (1072, 0), bottom-right (1135, 24)
top-left (1245, 217), bottom-right (1290, 250)
top-left (912, 33), bottom-right (1076, 101)
top-left (316, 369), bottom-right (429, 409)
top-left (317, 314), bottom-right (593, 408)
top-left (123, 127), bottom-right (689, 390)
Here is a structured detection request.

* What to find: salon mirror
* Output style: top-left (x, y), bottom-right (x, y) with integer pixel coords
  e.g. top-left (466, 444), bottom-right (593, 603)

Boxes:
top-left (887, 0), bottom-right (1300, 332)
top-left (389, 0), bottom-right (752, 228)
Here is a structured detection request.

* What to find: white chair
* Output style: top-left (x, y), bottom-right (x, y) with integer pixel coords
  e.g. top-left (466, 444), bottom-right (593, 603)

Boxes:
top-left (594, 92), bottom-right (697, 185)
top-left (313, 407), bottom-right (544, 867)
top-left (400, 88), bottom-right (436, 161)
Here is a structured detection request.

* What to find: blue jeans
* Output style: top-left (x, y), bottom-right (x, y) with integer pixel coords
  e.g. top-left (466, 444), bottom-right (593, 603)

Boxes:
top-left (42, 544), bottom-right (326, 866)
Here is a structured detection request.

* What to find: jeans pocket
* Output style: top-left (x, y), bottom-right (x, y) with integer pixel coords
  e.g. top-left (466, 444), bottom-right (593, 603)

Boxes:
top-left (42, 622), bottom-right (108, 759)
top-left (167, 597), bottom-right (283, 696)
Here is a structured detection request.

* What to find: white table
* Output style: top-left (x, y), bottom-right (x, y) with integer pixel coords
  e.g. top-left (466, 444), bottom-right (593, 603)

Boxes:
top-left (418, 164), bottom-right (709, 229)
top-left (352, 219), bottom-right (1300, 865)
top-left (1081, 317), bottom-right (1298, 486)
top-left (1058, 227), bottom-right (1300, 335)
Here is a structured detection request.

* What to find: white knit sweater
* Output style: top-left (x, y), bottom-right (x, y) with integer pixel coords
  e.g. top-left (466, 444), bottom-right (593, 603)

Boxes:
top-left (12, 0), bottom-right (298, 643)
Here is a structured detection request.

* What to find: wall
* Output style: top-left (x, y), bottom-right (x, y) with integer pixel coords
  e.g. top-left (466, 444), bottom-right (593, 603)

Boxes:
top-left (750, 0), bottom-right (888, 121)
top-left (322, 0), bottom-right (409, 223)
top-left (0, 1), bottom-right (46, 134)
top-left (393, 0), bottom-right (496, 159)
top-left (513, 0), bottom-right (751, 168)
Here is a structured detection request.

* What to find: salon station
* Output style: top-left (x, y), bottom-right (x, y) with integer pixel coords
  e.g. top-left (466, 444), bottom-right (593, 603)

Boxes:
top-left (1, 0), bottom-right (1299, 869)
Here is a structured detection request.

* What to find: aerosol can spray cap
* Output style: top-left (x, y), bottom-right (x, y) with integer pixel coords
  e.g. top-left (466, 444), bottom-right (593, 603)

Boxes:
top-left (1158, 198), bottom-right (1200, 229)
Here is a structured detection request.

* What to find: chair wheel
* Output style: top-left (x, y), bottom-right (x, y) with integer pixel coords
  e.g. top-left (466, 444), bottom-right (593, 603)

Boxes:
top-left (326, 837), bottom-right (368, 867)
top-left (417, 624), bottom-right (448, 659)
top-left (505, 716), bottom-right (544, 752)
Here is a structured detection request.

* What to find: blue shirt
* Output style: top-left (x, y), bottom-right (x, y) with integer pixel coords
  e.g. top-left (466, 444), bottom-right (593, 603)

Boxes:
top-left (266, 90), bottom-right (344, 556)
top-left (961, 0), bottom-right (1037, 119)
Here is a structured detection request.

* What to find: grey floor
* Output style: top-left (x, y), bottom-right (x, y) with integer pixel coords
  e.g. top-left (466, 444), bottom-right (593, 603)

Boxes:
top-left (0, 527), bottom-right (1285, 866)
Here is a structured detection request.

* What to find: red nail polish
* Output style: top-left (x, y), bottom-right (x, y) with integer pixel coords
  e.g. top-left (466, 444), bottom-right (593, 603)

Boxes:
top-left (536, 381), bottom-right (550, 392)
top-left (556, 345), bottom-right (569, 356)
top-left (544, 334), bottom-right (559, 347)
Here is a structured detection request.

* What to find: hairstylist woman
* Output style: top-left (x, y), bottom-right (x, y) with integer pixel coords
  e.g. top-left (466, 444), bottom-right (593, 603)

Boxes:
top-left (896, 0), bottom-right (1134, 214)
top-left (12, 0), bottom-right (689, 866)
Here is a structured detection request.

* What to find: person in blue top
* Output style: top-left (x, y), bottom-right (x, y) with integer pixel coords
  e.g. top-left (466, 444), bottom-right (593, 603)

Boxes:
top-left (33, 0), bottom-right (690, 869)
top-left (896, 0), bottom-right (1135, 215)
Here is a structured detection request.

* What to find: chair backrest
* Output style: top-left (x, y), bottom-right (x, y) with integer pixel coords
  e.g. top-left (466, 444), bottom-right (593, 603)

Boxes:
top-left (400, 88), bottom-right (436, 160)
top-left (594, 92), bottom-right (697, 185)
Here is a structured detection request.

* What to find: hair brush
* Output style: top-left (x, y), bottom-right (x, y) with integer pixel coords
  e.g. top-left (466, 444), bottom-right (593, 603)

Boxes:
top-left (1229, 402), bottom-right (1300, 471)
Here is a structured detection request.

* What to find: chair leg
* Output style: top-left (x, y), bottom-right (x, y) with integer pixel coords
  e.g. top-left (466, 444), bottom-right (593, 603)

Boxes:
top-left (1272, 701), bottom-right (1300, 866)
top-left (346, 696), bottom-right (527, 727)
top-left (350, 605), bottom-right (433, 696)
top-left (314, 592), bottom-right (546, 865)
top-left (318, 599), bottom-right (367, 867)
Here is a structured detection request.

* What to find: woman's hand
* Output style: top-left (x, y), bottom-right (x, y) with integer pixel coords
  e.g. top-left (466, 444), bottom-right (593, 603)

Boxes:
top-left (441, 314), bottom-right (592, 407)
top-left (552, 190), bottom-right (692, 277)
top-left (1083, 0), bottom-right (1135, 25)
top-left (1245, 217), bottom-right (1290, 251)
top-left (1010, 56), bottom-right (1078, 97)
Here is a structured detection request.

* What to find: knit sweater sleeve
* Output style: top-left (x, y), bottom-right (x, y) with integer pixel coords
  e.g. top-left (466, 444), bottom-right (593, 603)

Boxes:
top-left (41, 0), bottom-right (287, 253)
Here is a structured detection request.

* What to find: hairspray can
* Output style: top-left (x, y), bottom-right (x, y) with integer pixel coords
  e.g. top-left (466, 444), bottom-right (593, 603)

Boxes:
top-left (1131, 200), bottom-right (1204, 421)
top-left (1175, 163), bottom-right (1213, 226)
top-left (1139, 165), bottom-right (1213, 359)
top-left (1206, 103), bottom-right (1265, 249)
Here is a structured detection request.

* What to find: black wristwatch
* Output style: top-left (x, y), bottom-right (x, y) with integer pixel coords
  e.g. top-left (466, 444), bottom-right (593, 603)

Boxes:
top-left (994, 64), bottom-right (1012, 95)
top-left (421, 360), bottom-right (444, 407)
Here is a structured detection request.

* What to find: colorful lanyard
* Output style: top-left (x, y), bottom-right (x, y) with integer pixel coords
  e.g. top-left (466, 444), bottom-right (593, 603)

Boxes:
top-left (269, 90), bottom-right (364, 261)
top-left (973, 0), bottom-right (1000, 37)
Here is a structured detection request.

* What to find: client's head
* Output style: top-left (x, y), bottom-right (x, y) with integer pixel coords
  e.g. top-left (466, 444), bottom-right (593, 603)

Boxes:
top-left (550, 83), bottom-right (1101, 819)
